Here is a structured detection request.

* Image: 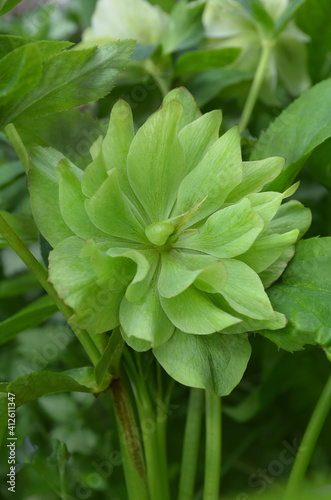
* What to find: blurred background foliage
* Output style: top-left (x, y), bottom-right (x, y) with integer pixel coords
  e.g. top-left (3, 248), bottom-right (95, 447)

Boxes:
top-left (0, 0), bottom-right (331, 498)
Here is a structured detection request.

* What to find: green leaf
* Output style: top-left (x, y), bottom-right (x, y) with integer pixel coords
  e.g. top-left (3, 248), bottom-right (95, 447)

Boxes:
top-left (0, 36), bottom-right (72, 60)
top-left (161, 0), bottom-right (205, 54)
top-left (0, 272), bottom-right (40, 298)
top-left (174, 198), bottom-right (264, 259)
top-left (251, 1), bottom-right (274, 34)
top-left (0, 295), bottom-right (57, 345)
top-left (260, 237), bottom-right (331, 361)
top-left (251, 79), bottom-right (331, 191)
top-left (0, 44), bottom-right (42, 106)
top-left (0, 40), bottom-right (134, 129)
top-left (175, 48), bottom-right (241, 76)
top-left (0, 160), bottom-right (23, 188)
top-left (306, 138), bottom-right (331, 190)
top-left (154, 330), bottom-right (251, 395)
top-left (297, 0), bottom-right (331, 82)
top-left (160, 286), bottom-right (241, 335)
top-left (188, 68), bottom-right (254, 107)
top-left (175, 126), bottom-right (242, 226)
top-left (0, 0), bottom-right (22, 16)
top-left (16, 109), bottom-right (105, 170)
top-left (0, 369), bottom-right (94, 445)
top-left (127, 100), bottom-right (186, 222)
top-left (0, 211), bottom-right (38, 247)
top-left (29, 147), bottom-right (74, 247)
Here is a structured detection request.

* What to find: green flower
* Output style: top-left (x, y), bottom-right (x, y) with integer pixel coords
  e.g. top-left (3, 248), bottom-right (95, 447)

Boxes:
top-left (203, 0), bottom-right (311, 102)
top-left (29, 88), bottom-right (311, 393)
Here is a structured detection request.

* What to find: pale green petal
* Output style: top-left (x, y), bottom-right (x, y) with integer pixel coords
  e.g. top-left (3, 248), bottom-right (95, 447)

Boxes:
top-left (178, 110), bottom-right (222, 175)
top-left (154, 329), bottom-right (251, 396)
top-left (57, 159), bottom-right (111, 241)
top-left (85, 168), bottom-right (147, 243)
top-left (246, 183), bottom-right (298, 228)
top-left (120, 275), bottom-right (175, 347)
top-left (82, 100), bottom-right (135, 201)
top-left (29, 147), bottom-right (73, 247)
top-left (203, 0), bottom-right (255, 39)
top-left (175, 126), bottom-right (242, 226)
top-left (263, 200), bottom-right (311, 239)
top-left (238, 229), bottom-right (299, 273)
top-left (194, 261), bottom-right (228, 294)
top-left (49, 236), bottom-right (124, 333)
top-left (91, 0), bottom-right (168, 45)
top-left (80, 239), bottom-right (135, 291)
top-left (160, 286), bottom-right (241, 334)
top-left (120, 327), bottom-right (152, 352)
top-left (145, 220), bottom-right (175, 246)
top-left (226, 157), bottom-right (285, 203)
top-left (158, 250), bottom-right (217, 298)
top-left (219, 259), bottom-right (276, 320)
top-left (114, 249), bottom-right (159, 302)
top-left (174, 198), bottom-right (264, 258)
top-left (163, 87), bottom-right (201, 131)
top-left (127, 100), bottom-right (186, 222)
top-left (259, 246), bottom-right (295, 288)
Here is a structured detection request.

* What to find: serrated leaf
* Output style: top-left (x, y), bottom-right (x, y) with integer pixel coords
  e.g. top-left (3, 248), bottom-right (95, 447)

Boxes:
top-left (260, 237), bottom-right (331, 361)
top-left (0, 40), bottom-right (134, 129)
top-left (0, 36), bottom-right (72, 60)
top-left (154, 330), bottom-right (251, 395)
top-left (0, 0), bottom-right (22, 16)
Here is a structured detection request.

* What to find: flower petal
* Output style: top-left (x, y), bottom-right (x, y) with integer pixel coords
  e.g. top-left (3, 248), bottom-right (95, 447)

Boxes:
top-left (49, 236), bottom-right (125, 333)
top-left (158, 250), bottom-right (217, 298)
top-left (163, 87), bottom-right (201, 131)
top-left (127, 100), bottom-right (186, 222)
top-left (57, 159), bottom-right (111, 241)
top-left (238, 230), bottom-right (299, 273)
top-left (263, 200), bottom-right (311, 239)
top-left (28, 147), bottom-right (73, 247)
top-left (178, 110), bottom-right (222, 175)
top-left (218, 259), bottom-right (276, 320)
top-left (174, 198), bottom-right (264, 258)
top-left (160, 286), bottom-right (241, 334)
top-left (175, 126), bottom-right (242, 226)
top-left (226, 157), bottom-right (285, 203)
top-left (120, 275), bottom-right (175, 347)
top-left (85, 168), bottom-right (147, 243)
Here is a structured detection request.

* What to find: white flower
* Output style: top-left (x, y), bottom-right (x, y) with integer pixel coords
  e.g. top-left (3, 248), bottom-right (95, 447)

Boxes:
top-left (85, 0), bottom-right (169, 45)
top-left (203, 0), bottom-right (310, 102)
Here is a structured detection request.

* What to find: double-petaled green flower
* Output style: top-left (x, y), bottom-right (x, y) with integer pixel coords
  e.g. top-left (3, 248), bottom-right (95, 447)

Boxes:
top-left (29, 88), bottom-right (310, 392)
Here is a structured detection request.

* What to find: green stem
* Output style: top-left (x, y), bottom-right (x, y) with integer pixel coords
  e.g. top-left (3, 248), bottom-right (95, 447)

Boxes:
top-left (0, 214), bottom-right (101, 365)
top-left (178, 388), bottom-right (204, 500)
top-left (203, 391), bottom-right (222, 500)
top-left (239, 41), bottom-right (273, 132)
top-left (110, 377), bottom-right (149, 500)
top-left (144, 59), bottom-right (170, 97)
top-left (284, 373), bottom-right (331, 500)
top-left (4, 123), bottom-right (30, 174)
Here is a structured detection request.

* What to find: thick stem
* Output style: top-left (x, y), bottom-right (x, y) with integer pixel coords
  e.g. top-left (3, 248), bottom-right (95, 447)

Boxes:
top-left (203, 391), bottom-right (222, 500)
top-left (4, 123), bottom-right (30, 174)
top-left (0, 214), bottom-right (101, 365)
top-left (178, 388), bottom-right (204, 500)
top-left (239, 41), bottom-right (273, 132)
top-left (284, 373), bottom-right (331, 500)
top-left (110, 378), bottom-right (149, 500)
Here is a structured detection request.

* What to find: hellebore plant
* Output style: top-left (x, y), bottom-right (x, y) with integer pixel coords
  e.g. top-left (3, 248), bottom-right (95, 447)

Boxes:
top-left (28, 88), bottom-right (311, 395)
